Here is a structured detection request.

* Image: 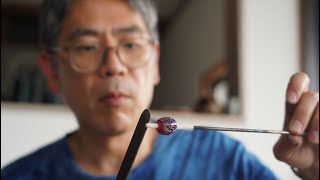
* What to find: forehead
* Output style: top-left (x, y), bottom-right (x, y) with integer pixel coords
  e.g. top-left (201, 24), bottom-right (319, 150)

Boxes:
top-left (60, 0), bottom-right (149, 39)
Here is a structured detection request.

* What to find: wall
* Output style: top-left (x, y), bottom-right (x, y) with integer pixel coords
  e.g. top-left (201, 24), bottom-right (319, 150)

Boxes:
top-left (152, 0), bottom-right (227, 109)
top-left (1, 103), bottom-right (78, 168)
top-left (235, 0), bottom-right (300, 179)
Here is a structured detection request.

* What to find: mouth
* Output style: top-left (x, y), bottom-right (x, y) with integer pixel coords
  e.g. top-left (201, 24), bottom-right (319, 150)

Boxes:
top-left (99, 92), bottom-right (130, 106)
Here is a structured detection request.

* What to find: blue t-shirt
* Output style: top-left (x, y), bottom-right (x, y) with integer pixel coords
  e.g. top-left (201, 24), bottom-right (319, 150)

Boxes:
top-left (1, 131), bottom-right (277, 180)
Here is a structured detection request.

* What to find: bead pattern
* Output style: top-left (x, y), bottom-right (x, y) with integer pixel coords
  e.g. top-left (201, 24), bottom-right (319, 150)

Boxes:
top-left (156, 117), bottom-right (177, 135)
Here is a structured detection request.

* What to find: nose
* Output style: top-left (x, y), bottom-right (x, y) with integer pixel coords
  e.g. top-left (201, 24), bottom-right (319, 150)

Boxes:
top-left (99, 48), bottom-right (127, 77)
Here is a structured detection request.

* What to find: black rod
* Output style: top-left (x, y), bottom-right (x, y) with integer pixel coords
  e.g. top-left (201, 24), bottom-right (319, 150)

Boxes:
top-left (116, 109), bottom-right (150, 180)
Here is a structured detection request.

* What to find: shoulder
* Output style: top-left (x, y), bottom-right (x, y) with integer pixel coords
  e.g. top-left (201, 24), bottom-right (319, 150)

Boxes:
top-left (1, 136), bottom-right (67, 179)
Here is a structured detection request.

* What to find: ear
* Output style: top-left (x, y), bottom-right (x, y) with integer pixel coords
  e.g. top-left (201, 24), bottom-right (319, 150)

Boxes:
top-left (38, 51), bottom-right (60, 94)
top-left (152, 43), bottom-right (160, 85)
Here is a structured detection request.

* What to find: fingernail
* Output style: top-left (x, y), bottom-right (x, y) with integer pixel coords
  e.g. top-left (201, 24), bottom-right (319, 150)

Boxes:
top-left (309, 130), bottom-right (319, 143)
top-left (287, 92), bottom-right (297, 103)
top-left (289, 120), bottom-right (302, 134)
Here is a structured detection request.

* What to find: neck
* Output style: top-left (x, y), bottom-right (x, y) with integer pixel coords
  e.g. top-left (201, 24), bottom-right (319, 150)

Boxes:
top-left (67, 127), bottom-right (157, 176)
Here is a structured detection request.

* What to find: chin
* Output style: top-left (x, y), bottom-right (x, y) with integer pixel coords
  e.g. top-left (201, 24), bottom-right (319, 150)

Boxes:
top-left (97, 110), bottom-right (136, 135)
top-left (100, 123), bottom-right (135, 137)
top-left (80, 102), bottom-right (143, 136)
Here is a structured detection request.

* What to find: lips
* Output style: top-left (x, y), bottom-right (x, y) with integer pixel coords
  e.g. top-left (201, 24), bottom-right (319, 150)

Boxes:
top-left (99, 92), bottom-right (130, 106)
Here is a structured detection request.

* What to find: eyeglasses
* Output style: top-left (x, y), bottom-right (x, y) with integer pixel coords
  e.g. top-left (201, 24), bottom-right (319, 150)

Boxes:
top-left (49, 38), bottom-right (155, 73)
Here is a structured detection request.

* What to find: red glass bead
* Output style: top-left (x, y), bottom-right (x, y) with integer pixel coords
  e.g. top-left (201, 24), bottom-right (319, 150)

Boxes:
top-left (156, 117), bottom-right (177, 135)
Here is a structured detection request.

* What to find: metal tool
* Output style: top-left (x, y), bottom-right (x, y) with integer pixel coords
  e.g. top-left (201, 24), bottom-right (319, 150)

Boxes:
top-left (146, 117), bottom-right (304, 136)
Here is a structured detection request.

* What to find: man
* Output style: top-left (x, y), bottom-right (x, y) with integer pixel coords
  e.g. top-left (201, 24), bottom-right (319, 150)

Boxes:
top-left (1, 0), bottom-right (319, 179)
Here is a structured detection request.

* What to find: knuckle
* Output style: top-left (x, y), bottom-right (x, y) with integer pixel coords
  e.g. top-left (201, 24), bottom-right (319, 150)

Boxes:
top-left (273, 146), bottom-right (282, 160)
top-left (273, 141), bottom-right (290, 162)
top-left (302, 91), bottom-right (319, 101)
top-left (274, 153), bottom-right (282, 161)
top-left (273, 149), bottom-right (288, 162)
top-left (294, 107), bottom-right (308, 120)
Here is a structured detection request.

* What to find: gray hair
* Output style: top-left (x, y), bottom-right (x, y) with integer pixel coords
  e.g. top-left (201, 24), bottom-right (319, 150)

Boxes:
top-left (39, 0), bottom-right (159, 51)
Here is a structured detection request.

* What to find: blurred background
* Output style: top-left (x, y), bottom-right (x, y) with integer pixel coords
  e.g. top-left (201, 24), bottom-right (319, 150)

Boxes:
top-left (1, 0), bottom-right (242, 114)
top-left (1, 0), bottom-right (319, 179)
top-left (1, 0), bottom-right (318, 114)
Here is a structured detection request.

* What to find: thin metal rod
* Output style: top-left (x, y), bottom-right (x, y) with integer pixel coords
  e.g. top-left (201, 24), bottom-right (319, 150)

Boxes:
top-left (145, 123), bottom-right (304, 136)
top-left (193, 126), bottom-right (291, 135)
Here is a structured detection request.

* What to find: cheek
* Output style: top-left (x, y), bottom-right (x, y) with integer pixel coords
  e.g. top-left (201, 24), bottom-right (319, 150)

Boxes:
top-left (62, 78), bottom-right (98, 125)
top-left (134, 68), bottom-right (156, 108)
top-left (58, 69), bottom-right (94, 109)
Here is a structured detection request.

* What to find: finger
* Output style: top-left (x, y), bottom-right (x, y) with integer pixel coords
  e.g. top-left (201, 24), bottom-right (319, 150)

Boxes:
top-left (308, 103), bottom-right (319, 144)
top-left (284, 72), bottom-right (310, 128)
top-left (286, 72), bottom-right (310, 104)
top-left (273, 135), bottom-right (317, 169)
top-left (273, 135), bottom-right (304, 167)
top-left (288, 91), bottom-right (319, 135)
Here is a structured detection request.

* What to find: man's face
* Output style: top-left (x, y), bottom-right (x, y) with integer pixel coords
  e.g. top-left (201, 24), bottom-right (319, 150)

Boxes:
top-left (43, 0), bottom-right (160, 136)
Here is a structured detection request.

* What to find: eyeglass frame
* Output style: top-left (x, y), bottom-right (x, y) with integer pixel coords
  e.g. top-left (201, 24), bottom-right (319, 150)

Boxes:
top-left (47, 37), bottom-right (157, 73)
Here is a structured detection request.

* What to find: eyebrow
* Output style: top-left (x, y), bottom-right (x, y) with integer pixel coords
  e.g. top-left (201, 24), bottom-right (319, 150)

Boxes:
top-left (67, 25), bottom-right (146, 41)
top-left (112, 25), bottom-right (145, 36)
top-left (68, 28), bottom-right (99, 41)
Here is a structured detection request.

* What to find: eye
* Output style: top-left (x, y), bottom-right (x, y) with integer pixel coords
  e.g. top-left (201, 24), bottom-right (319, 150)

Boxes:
top-left (122, 42), bottom-right (138, 49)
top-left (73, 44), bottom-right (98, 52)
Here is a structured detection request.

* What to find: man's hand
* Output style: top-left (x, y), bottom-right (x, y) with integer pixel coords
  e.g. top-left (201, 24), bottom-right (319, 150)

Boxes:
top-left (273, 72), bottom-right (319, 179)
